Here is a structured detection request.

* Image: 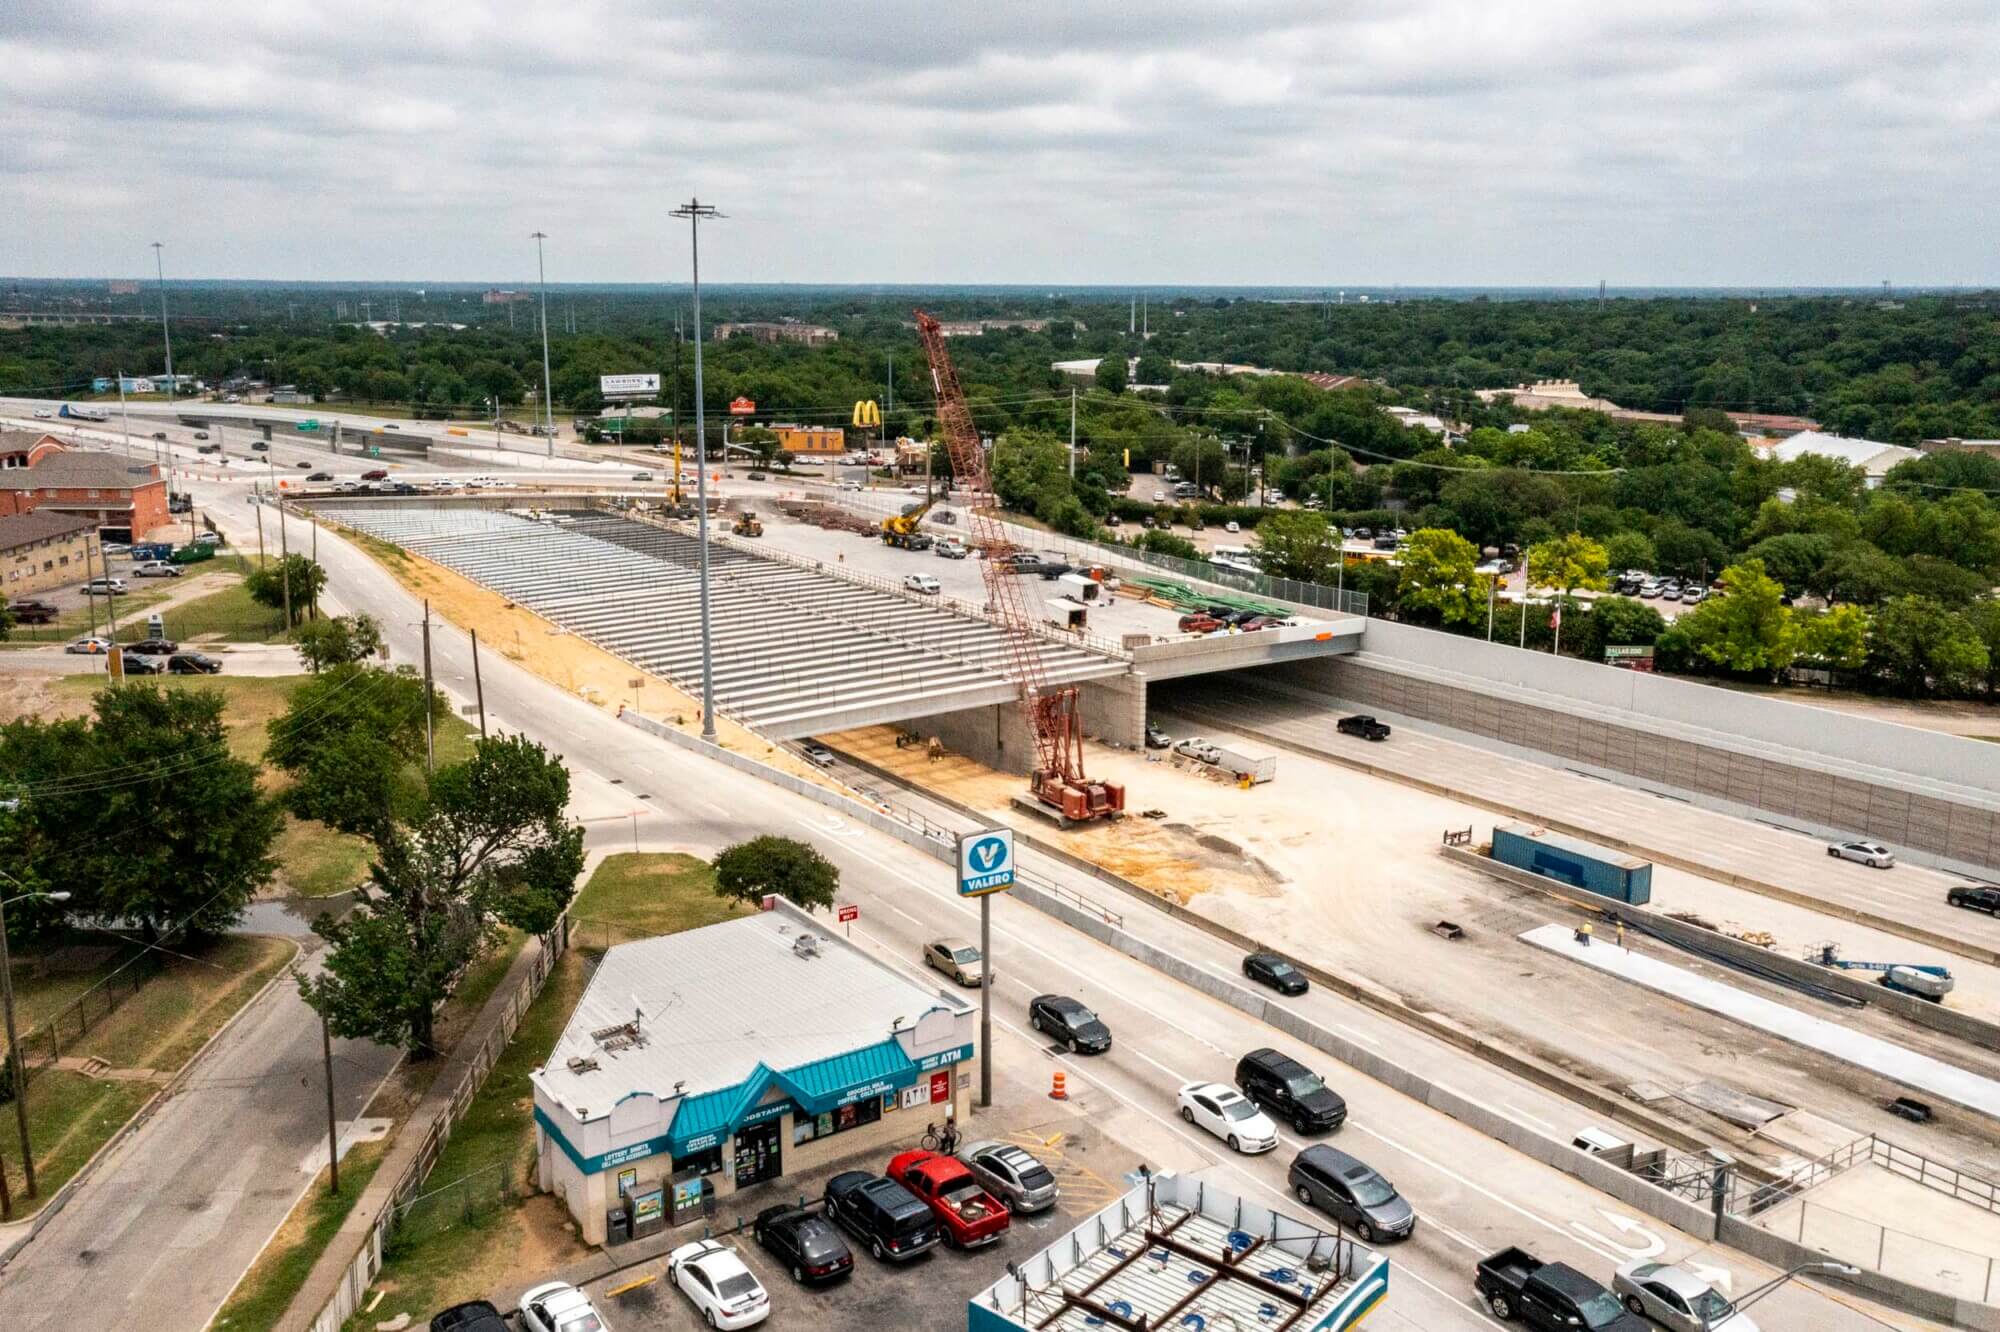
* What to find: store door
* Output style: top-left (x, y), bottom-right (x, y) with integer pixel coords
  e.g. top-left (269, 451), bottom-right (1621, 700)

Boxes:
top-left (733, 1119), bottom-right (783, 1188)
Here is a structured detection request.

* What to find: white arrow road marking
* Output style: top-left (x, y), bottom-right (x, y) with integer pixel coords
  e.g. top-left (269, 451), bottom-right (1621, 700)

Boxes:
top-left (796, 814), bottom-right (862, 839)
top-left (1569, 1209), bottom-right (1665, 1260)
top-left (1687, 1261), bottom-right (1735, 1295)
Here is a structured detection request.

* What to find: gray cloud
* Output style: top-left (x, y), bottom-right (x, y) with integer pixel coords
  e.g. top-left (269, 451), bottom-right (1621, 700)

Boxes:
top-left (2, 0), bottom-right (1995, 284)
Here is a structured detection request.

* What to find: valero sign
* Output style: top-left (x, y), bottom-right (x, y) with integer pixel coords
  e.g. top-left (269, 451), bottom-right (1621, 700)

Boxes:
top-left (956, 828), bottom-right (1015, 897)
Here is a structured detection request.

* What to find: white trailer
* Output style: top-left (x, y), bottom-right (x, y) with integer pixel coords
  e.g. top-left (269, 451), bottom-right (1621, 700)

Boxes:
top-left (1211, 743), bottom-right (1276, 784)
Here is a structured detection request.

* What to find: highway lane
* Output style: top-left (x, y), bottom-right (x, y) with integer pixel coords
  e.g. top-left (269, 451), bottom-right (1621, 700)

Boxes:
top-left (209, 487), bottom-right (1924, 1332)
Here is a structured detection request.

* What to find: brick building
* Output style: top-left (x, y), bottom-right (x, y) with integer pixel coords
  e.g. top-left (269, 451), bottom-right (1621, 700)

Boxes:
top-left (712, 321), bottom-right (839, 346)
top-left (0, 429), bottom-right (66, 471)
top-left (0, 511), bottom-right (97, 596)
top-left (0, 449), bottom-right (171, 535)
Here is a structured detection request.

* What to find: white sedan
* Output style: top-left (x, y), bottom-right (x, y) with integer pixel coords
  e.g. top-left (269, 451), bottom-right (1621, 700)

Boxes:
top-left (1828, 840), bottom-right (1894, 869)
top-left (519, 1280), bottom-right (609, 1332)
top-left (668, 1238), bottom-right (772, 1328)
top-left (1177, 1080), bottom-right (1279, 1153)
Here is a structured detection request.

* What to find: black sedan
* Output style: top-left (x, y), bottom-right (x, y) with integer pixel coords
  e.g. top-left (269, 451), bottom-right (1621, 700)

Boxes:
top-left (1243, 952), bottom-right (1309, 996)
top-left (120, 654), bottom-right (162, 675)
top-left (1029, 994), bottom-right (1111, 1054)
top-left (126, 637), bottom-right (179, 655)
top-left (167, 652), bottom-right (222, 674)
top-left (753, 1203), bottom-right (854, 1284)
top-left (307, 472), bottom-right (333, 481)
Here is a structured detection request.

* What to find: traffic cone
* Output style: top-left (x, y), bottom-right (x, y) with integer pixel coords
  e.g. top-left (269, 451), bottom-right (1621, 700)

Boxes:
top-left (1050, 1071), bottom-right (1068, 1101)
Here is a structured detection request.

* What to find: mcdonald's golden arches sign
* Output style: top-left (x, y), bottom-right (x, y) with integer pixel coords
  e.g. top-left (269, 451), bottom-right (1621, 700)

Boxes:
top-left (852, 399), bottom-right (882, 428)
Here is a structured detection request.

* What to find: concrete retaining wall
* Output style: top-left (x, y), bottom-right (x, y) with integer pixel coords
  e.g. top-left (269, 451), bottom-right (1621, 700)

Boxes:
top-left (1718, 1213), bottom-right (2000, 1331)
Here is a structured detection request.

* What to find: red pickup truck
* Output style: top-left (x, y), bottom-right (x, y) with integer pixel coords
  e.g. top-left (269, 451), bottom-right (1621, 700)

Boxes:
top-left (885, 1150), bottom-right (1010, 1249)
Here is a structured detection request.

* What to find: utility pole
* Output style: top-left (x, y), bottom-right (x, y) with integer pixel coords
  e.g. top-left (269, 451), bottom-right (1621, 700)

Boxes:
top-left (320, 1010), bottom-right (340, 1195)
top-left (116, 370), bottom-right (133, 458)
top-left (532, 231), bottom-right (555, 456)
top-left (0, 885), bottom-right (70, 1200)
top-left (671, 198), bottom-right (724, 741)
top-left (277, 497), bottom-right (292, 630)
top-left (1486, 573), bottom-right (1497, 641)
top-left (1068, 386), bottom-right (1077, 479)
top-left (151, 242), bottom-right (174, 403)
top-left (470, 629), bottom-right (488, 737)
top-left (255, 495), bottom-right (266, 566)
top-left (421, 600), bottom-right (436, 775)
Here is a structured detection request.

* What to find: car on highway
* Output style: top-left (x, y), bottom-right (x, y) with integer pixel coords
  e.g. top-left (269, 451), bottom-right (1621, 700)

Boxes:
top-left (307, 472), bottom-right (333, 481)
top-left (631, 471), bottom-right (653, 480)
top-left (958, 1140), bottom-right (1059, 1214)
top-left (1336, 714), bottom-right (1391, 741)
top-left (429, 1300), bottom-right (510, 1332)
top-left (519, 1279), bottom-right (613, 1332)
top-left (32, 408), bottom-right (52, 419)
top-left (1173, 736), bottom-right (1221, 764)
top-left (1828, 840), bottom-right (1894, 869)
top-left (167, 652), bottom-right (222, 674)
top-left (1477, 1248), bottom-right (1644, 1329)
top-left (1612, 1260), bottom-right (1757, 1332)
top-left (296, 460), bottom-right (314, 469)
top-left (1949, 886), bottom-right (2000, 915)
top-left (361, 468), bottom-right (389, 480)
top-left (1236, 1048), bottom-right (1346, 1133)
top-left (887, 1149), bottom-right (1010, 1249)
top-left (67, 636), bottom-right (114, 655)
top-left (152, 431), bottom-right (168, 441)
top-left (1177, 1081), bottom-right (1279, 1153)
top-left (1288, 1145), bottom-right (1414, 1242)
top-left (822, 1170), bottom-right (941, 1262)
top-left (193, 431), bottom-right (208, 440)
top-left (251, 441), bottom-right (269, 451)
top-left (1029, 994), bottom-right (1111, 1053)
top-left (666, 1238), bottom-right (771, 1327)
top-left (753, 1202), bottom-right (853, 1285)
top-left (132, 560), bottom-right (182, 578)
top-left (197, 443), bottom-right (221, 454)
top-left (800, 741), bottom-right (835, 768)
top-left (1144, 723), bottom-right (1172, 749)
top-left (923, 937), bottom-right (985, 986)
top-left (126, 637), bottom-right (178, 655)
top-left (1242, 951), bottom-right (1308, 995)
top-left (903, 573), bottom-right (941, 595)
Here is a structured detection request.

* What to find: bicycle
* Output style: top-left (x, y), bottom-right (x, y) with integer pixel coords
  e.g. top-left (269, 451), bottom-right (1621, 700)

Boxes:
top-left (921, 1121), bottom-right (961, 1154)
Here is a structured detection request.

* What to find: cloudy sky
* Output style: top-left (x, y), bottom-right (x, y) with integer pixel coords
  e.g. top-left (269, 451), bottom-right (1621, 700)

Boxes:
top-left (5, 1), bottom-right (1996, 286)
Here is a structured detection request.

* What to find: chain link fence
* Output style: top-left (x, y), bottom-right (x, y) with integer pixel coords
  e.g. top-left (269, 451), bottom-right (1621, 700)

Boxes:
top-left (382, 1160), bottom-right (519, 1256)
top-left (0, 946), bottom-right (161, 1101)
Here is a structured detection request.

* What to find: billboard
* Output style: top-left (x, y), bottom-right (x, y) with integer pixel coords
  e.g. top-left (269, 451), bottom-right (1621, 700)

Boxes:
top-left (600, 373), bottom-right (661, 398)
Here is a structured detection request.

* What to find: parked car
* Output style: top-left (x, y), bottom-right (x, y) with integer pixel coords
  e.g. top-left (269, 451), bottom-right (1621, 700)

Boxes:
top-left (1288, 1145), bottom-right (1414, 1243)
top-left (127, 637), bottom-right (179, 655)
top-left (67, 636), bottom-right (114, 655)
top-left (1144, 723), bottom-right (1172, 749)
top-left (1178, 613), bottom-right (1225, 633)
top-left (631, 471), bottom-right (654, 481)
top-left (1177, 1081), bottom-right (1279, 1153)
top-left (1336, 714), bottom-right (1391, 742)
top-left (935, 540), bottom-right (969, 559)
top-left (800, 741), bottom-right (835, 768)
top-left (8, 598), bottom-right (58, 624)
top-left (1238, 615), bottom-right (1285, 631)
top-left (1829, 840), bottom-right (1894, 869)
top-left (1949, 886), bottom-right (2000, 915)
top-left (1028, 994), bottom-right (1111, 1053)
top-left (133, 560), bottom-right (182, 578)
top-left (1612, 1260), bottom-right (1758, 1332)
top-left (666, 1238), bottom-right (771, 1328)
top-left (518, 1281), bottom-right (613, 1332)
top-left (886, 1149), bottom-right (1010, 1249)
top-left (192, 531), bottom-right (221, 545)
top-left (167, 652), bottom-right (222, 674)
top-left (903, 573), bottom-right (941, 595)
top-left (1105, 513), bottom-right (1121, 527)
top-left (923, 937), bottom-right (985, 986)
top-left (361, 469), bottom-right (389, 481)
top-left (151, 431), bottom-right (168, 441)
top-left (753, 1202), bottom-right (853, 1285)
top-left (1475, 1247), bottom-right (1645, 1329)
top-left (197, 443), bottom-right (221, 454)
top-left (957, 1140), bottom-right (1059, 1214)
top-left (119, 653), bottom-right (162, 675)
top-left (1242, 951), bottom-right (1309, 996)
top-left (1237, 1047), bottom-right (1347, 1133)
top-left (822, 1170), bottom-right (941, 1262)
top-left (430, 1300), bottom-right (510, 1332)
top-left (84, 577), bottom-right (128, 596)
top-left (1173, 737), bottom-right (1221, 764)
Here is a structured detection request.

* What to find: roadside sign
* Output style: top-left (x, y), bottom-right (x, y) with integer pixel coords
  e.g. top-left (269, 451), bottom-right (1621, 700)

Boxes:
top-left (956, 828), bottom-right (1015, 897)
top-left (729, 397), bottom-right (756, 416)
top-left (601, 373), bottom-right (661, 398)
top-left (836, 903), bottom-right (860, 923)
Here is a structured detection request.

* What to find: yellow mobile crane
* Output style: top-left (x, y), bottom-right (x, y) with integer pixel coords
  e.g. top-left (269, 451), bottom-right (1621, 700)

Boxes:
top-left (880, 487), bottom-right (940, 549)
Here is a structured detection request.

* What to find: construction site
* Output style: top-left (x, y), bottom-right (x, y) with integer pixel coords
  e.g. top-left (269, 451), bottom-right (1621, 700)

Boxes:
top-left (287, 313), bottom-right (2000, 1330)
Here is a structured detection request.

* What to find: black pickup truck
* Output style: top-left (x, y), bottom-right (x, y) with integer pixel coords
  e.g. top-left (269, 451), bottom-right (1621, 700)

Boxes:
top-left (1475, 1248), bottom-right (1646, 1330)
top-left (1337, 714), bottom-right (1391, 742)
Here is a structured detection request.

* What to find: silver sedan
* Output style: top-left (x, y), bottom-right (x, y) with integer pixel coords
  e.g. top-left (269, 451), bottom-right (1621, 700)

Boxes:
top-left (1827, 840), bottom-right (1894, 869)
top-left (1613, 1261), bottom-right (1757, 1332)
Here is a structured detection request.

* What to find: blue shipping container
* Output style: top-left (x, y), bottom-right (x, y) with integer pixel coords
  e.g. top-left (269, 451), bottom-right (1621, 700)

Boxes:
top-left (1490, 823), bottom-right (1652, 905)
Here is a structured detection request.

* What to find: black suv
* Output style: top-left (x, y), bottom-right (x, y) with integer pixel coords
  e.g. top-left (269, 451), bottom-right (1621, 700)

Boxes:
top-left (1243, 952), bottom-right (1308, 996)
top-left (1029, 994), bottom-right (1111, 1054)
top-left (823, 1171), bottom-right (940, 1262)
top-left (430, 1301), bottom-right (509, 1332)
top-left (754, 1202), bottom-right (854, 1284)
top-left (1237, 1048), bottom-right (1346, 1132)
top-left (127, 637), bottom-right (179, 655)
top-left (1949, 886), bottom-right (2000, 915)
top-left (8, 599), bottom-right (58, 624)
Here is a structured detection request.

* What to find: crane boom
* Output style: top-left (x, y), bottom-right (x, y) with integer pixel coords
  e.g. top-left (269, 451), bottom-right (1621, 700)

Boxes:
top-left (913, 310), bottom-right (1123, 823)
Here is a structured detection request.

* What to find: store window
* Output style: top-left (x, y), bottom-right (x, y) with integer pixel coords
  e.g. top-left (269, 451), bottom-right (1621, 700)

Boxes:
top-left (792, 1094), bottom-right (883, 1147)
top-left (671, 1143), bottom-right (723, 1179)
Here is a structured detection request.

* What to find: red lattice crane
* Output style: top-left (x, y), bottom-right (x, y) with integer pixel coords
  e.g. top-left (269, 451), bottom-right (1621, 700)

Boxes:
top-left (914, 310), bottom-right (1125, 824)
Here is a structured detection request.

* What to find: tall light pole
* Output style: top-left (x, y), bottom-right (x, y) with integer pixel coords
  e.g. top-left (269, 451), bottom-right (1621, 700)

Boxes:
top-left (670, 198), bottom-right (723, 741)
top-left (150, 242), bottom-right (174, 403)
top-left (1700, 1261), bottom-right (1858, 1330)
top-left (531, 231), bottom-right (555, 457)
top-left (0, 883), bottom-right (73, 1198)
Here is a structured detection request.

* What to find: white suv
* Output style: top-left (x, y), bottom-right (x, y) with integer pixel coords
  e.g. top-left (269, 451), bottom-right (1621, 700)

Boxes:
top-left (904, 573), bottom-right (941, 595)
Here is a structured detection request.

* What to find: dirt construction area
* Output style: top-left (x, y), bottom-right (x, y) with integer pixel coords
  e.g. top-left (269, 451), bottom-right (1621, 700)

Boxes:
top-left (824, 708), bottom-right (2000, 1195)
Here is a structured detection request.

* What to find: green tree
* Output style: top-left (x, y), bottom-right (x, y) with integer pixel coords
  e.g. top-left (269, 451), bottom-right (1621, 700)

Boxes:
top-left (1169, 438), bottom-right (1228, 496)
top-left (1591, 596), bottom-right (1667, 649)
top-left (1669, 559), bottom-right (1798, 676)
top-left (300, 734), bottom-right (584, 1058)
top-left (1602, 531), bottom-right (1655, 573)
top-left (293, 612), bottom-right (384, 673)
top-left (0, 593), bottom-right (12, 641)
top-left (1094, 357), bottom-right (1127, 394)
top-left (1650, 521), bottom-right (1728, 581)
top-left (1136, 529), bottom-right (1200, 559)
top-left (1865, 597), bottom-right (1991, 695)
top-left (1253, 511), bottom-right (1339, 582)
top-left (1133, 351), bottom-right (1173, 386)
top-left (1524, 532), bottom-right (1610, 629)
top-left (1396, 528), bottom-right (1488, 624)
top-left (245, 552), bottom-right (328, 626)
top-left (1796, 605), bottom-right (1870, 670)
top-left (1969, 600), bottom-right (2000, 693)
top-left (1743, 533), bottom-right (1832, 596)
top-left (713, 835), bottom-right (839, 911)
top-left (266, 664), bottom-right (444, 834)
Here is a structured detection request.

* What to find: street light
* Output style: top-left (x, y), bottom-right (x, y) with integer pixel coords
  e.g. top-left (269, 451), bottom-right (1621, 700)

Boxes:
top-left (531, 231), bottom-right (555, 457)
top-left (1702, 1260), bottom-right (1861, 1330)
top-left (669, 198), bottom-right (724, 741)
top-left (0, 885), bottom-right (74, 1199)
top-left (151, 242), bottom-right (174, 404)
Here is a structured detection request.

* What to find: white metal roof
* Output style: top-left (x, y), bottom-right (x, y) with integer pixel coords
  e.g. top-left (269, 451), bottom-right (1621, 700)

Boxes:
top-left (535, 904), bottom-right (970, 1119)
top-left (1770, 430), bottom-right (1921, 475)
